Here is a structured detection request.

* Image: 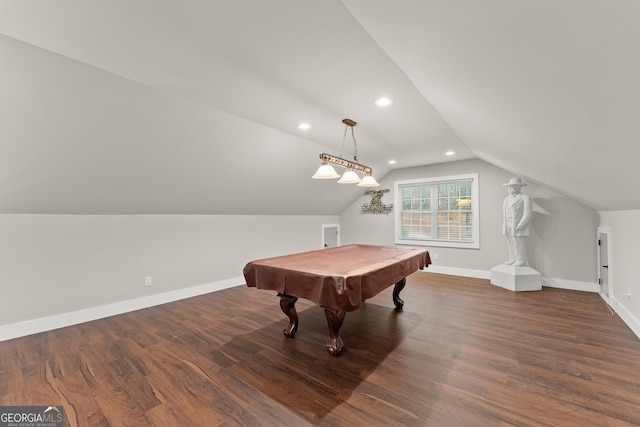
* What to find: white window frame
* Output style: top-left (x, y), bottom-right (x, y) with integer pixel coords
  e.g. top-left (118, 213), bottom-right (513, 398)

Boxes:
top-left (394, 173), bottom-right (480, 249)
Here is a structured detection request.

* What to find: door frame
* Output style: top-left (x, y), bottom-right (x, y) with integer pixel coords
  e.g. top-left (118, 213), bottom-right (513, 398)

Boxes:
top-left (597, 226), bottom-right (612, 302)
top-left (322, 223), bottom-right (340, 249)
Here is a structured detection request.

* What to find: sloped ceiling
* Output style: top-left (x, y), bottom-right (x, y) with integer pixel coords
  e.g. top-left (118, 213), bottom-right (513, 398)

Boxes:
top-left (0, 0), bottom-right (638, 214)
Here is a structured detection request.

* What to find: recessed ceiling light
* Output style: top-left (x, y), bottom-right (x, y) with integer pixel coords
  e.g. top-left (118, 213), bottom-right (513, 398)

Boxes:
top-left (375, 97), bottom-right (393, 107)
top-left (445, 151), bottom-right (455, 156)
top-left (388, 160), bottom-right (397, 165)
top-left (297, 123), bottom-right (311, 130)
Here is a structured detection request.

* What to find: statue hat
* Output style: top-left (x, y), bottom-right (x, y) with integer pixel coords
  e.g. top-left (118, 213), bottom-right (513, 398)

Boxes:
top-left (503, 177), bottom-right (527, 187)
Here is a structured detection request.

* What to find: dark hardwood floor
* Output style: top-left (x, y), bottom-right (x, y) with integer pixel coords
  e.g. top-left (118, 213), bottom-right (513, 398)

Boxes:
top-left (2, 272), bottom-right (640, 426)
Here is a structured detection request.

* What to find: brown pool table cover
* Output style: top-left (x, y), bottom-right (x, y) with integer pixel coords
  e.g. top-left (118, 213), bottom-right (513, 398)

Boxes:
top-left (243, 244), bottom-right (431, 311)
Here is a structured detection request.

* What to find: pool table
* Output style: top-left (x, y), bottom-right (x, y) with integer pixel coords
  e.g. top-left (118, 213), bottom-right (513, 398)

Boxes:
top-left (243, 244), bottom-right (430, 356)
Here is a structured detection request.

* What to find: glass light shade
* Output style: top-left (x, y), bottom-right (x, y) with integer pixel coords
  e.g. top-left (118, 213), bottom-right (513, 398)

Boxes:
top-left (357, 174), bottom-right (380, 187)
top-left (337, 169), bottom-right (361, 184)
top-left (312, 162), bottom-right (340, 179)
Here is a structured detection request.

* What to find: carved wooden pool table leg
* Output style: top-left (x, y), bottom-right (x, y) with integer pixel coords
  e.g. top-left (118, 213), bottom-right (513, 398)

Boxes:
top-left (392, 278), bottom-right (407, 310)
top-left (278, 293), bottom-right (299, 338)
top-left (324, 308), bottom-right (346, 356)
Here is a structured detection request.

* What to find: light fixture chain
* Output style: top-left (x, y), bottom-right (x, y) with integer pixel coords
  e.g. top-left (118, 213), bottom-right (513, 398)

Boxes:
top-left (340, 125), bottom-right (348, 158)
top-left (351, 125), bottom-right (358, 162)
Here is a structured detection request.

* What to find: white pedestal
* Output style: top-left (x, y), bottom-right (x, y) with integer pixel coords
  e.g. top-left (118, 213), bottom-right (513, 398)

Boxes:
top-left (490, 264), bottom-right (542, 292)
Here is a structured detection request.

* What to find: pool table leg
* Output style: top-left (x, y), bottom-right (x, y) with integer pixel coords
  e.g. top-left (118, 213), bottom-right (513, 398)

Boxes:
top-left (278, 293), bottom-right (299, 338)
top-left (392, 278), bottom-right (407, 310)
top-left (324, 308), bottom-right (346, 356)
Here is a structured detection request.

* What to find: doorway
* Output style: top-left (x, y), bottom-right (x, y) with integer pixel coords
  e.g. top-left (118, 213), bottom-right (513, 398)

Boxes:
top-left (597, 227), bottom-right (611, 300)
top-left (322, 224), bottom-right (340, 248)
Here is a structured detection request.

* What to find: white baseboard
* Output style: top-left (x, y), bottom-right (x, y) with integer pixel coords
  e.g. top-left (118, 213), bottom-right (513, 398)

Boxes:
top-left (422, 265), bottom-right (598, 293)
top-left (609, 295), bottom-right (640, 340)
top-left (541, 277), bottom-right (600, 293)
top-left (4, 270), bottom-right (630, 342)
top-left (0, 276), bottom-right (244, 342)
top-left (423, 265), bottom-right (491, 279)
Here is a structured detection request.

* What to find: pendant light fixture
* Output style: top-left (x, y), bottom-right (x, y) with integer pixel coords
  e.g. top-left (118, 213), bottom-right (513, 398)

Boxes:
top-left (311, 119), bottom-right (380, 187)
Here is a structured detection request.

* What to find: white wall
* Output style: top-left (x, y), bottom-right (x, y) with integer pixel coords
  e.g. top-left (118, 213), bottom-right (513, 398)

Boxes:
top-left (0, 34), bottom-right (358, 217)
top-left (0, 214), bottom-right (337, 339)
top-left (598, 210), bottom-right (640, 337)
top-left (340, 159), bottom-right (599, 284)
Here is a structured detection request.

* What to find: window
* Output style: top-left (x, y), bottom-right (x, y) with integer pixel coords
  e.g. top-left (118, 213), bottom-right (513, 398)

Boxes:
top-left (394, 174), bottom-right (479, 248)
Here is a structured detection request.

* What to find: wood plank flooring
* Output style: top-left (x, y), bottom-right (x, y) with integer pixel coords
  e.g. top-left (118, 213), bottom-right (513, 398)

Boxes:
top-left (1, 272), bottom-right (640, 426)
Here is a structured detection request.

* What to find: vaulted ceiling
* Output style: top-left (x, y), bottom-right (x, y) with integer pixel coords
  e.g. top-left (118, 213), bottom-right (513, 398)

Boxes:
top-left (1, 1), bottom-right (638, 214)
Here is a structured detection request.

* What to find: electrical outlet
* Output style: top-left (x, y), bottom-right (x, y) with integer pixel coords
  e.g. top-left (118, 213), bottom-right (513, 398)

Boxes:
top-left (145, 276), bottom-right (153, 287)
top-left (628, 288), bottom-right (632, 298)
top-left (432, 253), bottom-right (439, 261)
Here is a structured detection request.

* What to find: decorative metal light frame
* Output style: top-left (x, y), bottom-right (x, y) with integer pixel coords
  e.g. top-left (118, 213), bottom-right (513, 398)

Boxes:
top-left (312, 119), bottom-right (380, 187)
top-left (317, 153), bottom-right (371, 175)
